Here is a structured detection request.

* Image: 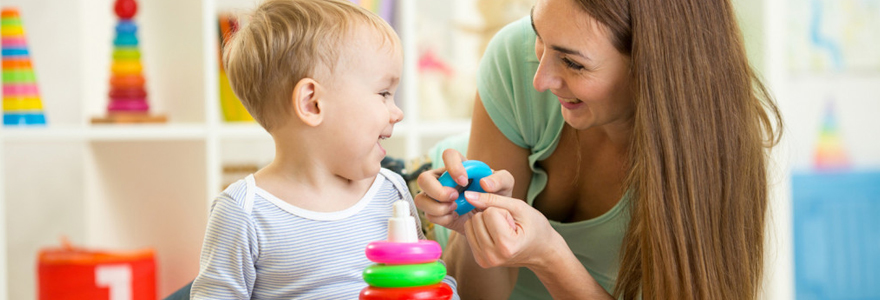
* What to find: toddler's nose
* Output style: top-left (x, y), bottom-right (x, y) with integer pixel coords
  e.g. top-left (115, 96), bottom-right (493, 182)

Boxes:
top-left (389, 102), bottom-right (404, 123)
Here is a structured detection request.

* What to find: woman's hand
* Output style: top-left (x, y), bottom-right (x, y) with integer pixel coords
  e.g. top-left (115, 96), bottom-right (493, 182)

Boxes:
top-left (414, 149), bottom-right (515, 234)
top-left (462, 190), bottom-right (566, 270)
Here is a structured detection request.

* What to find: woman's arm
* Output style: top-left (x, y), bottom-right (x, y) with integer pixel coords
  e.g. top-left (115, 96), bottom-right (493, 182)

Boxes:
top-left (461, 95), bottom-right (611, 299)
top-left (448, 94), bottom-right (534, 298)
top-left (466, 94), bottom-right (533, 207)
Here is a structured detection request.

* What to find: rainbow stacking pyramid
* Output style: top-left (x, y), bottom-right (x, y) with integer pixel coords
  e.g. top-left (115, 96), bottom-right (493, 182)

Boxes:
top-left (360, 201), bottom-right (453, 300)
top-left (2, 7), bottom-right (46, 126)
top-left (93, 0), bottom-right (165, 123)
top-left (813, 101), bottom-right (849, 171)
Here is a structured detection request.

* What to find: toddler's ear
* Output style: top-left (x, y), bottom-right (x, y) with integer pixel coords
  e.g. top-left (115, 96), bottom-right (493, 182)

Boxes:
top-left (292, 78), bottom-right (324, 126)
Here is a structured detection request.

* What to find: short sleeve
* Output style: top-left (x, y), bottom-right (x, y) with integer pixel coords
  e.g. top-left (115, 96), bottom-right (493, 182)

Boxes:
top-left (477, 16), bottom-right (560, 150)
top-left (475, 16), bottom-right (566, 205)
top-left (191, 196), bottom-right (259, 299)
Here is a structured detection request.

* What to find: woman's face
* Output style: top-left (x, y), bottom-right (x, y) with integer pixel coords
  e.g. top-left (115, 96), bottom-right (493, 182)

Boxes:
top-left (532, 0), bottom-right (633, 131)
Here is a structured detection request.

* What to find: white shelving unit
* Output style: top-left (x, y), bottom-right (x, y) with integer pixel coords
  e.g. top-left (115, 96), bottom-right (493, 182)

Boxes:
top-left (0, 0), bottom-right (470, 299)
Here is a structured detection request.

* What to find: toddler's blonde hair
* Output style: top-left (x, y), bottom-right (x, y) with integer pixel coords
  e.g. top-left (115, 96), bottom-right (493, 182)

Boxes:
top-left (224, 0), bottom-right (399, 131)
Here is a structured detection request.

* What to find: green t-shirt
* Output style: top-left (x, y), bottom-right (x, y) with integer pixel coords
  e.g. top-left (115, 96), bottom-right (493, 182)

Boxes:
top-left (431, 16), bottom-right (630, 298)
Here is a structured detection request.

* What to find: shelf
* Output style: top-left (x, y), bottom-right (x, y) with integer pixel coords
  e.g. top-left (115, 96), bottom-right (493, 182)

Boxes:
top-left (212, 120), bottom-right (470, 140)
top-left (0, 124), bottom-right (208, 142)
top-left (216, 123), bottom-right (270, 139)
top-left (1, 0), bottom-right (476, 299)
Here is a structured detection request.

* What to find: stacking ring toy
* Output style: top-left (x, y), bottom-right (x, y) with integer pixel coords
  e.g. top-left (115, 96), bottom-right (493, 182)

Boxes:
top-left (439, 160), bottom-right (492, 215)
top-left (359, 283), bottom-right (453, 300)
top-left (362, 261), bottom-right (446, 288)
top-left (111, 61), bottom-right (143, 74)
top-left (110, 74), bottom-right (146, 88)
top-left (365, 240), bottom-right (442, 265)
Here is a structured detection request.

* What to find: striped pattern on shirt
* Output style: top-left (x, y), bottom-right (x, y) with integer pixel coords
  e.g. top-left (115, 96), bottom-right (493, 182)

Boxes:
top-left (191, 169), bottom-right (458, 299)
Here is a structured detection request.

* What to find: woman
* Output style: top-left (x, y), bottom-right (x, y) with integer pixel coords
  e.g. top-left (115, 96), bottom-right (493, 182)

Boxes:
top-left (415, 0), bottom-right (782, 298)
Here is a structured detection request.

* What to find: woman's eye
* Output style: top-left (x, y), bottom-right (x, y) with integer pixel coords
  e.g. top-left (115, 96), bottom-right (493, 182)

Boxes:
top-left (561, 57), bottom-right (584, 71)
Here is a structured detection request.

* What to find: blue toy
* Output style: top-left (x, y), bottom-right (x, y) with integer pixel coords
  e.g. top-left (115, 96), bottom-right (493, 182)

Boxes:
top-left (438, 160), bottom-right (492, 215)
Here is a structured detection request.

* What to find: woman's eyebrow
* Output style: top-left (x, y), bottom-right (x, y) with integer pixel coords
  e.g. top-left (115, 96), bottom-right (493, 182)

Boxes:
top-left (531, 7), bottom-right (591, 61)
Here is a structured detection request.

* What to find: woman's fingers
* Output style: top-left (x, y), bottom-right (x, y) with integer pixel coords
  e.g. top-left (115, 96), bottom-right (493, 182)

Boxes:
top-left (481, 207), bottom-right (519, 262)
top-left (466, 207), bottom-right (522, 268)
top-left (458, 192), bottom-right (560, 270)
top-left (469, 211), bottom-right (495, 246)
top-left (483, 207), bottom-right (518, 237)
top-left (463, 190), bottom-right (526, 216)
top-left (464, 217), bottom-right (488, 268)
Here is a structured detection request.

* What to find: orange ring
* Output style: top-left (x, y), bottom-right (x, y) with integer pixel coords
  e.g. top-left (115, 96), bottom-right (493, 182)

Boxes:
top-left (2, 58), bottom-right (31, 70)
top-left (109, 74), bottom-right (145, 88)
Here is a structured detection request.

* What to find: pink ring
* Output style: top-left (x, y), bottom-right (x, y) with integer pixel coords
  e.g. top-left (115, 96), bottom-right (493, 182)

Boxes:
top-left (3, 84), bottom-right (39, 96)
top-left (107, 98), bottom-right (149, 112)
top-left (1, 37), bottom-right (27, 48)
top-left (365, 240), bottom-right (442, 265)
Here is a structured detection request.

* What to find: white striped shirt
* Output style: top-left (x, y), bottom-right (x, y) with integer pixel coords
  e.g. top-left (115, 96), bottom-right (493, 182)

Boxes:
top-left (191, 169), bottom-right (458, 299)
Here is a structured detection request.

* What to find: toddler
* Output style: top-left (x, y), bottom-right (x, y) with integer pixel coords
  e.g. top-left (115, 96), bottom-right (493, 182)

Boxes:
top-left (190, 0), bottom-right (458, 298)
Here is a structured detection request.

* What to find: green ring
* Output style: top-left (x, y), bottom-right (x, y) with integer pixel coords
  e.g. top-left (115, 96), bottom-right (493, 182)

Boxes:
top-left (363, 261), bottom-right (446, 288)
top-left (113, 48), bottom-right (141, 60)
top-left (2, 70), bottom-right (35, 83)
top-left (2, 19), bottom-right (22, 27)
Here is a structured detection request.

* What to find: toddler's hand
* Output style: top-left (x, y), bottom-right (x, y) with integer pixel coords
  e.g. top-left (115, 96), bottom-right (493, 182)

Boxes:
top-left (414, 149), bottom-right (514, 234)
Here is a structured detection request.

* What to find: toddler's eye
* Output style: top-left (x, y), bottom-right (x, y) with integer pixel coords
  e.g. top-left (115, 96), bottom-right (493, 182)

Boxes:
top-left (379, 91), bottom-right (392, 98)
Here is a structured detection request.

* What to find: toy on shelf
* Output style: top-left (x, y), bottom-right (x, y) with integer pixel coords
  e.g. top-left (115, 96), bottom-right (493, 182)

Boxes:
top-left (217, 13), bottom-right (253, 122)
top-left (360, 201), bottom-right (453, 300)
top-left (2, 7), bottom-right (46, 126)
top-left (814, 100), bottom-right (849, 171)
top-left (439, 160), bottom-right (492, 215)
top-left (38, 237), bottom-right (156, 300)
top-left (91, 0), bottom-right (166, 124)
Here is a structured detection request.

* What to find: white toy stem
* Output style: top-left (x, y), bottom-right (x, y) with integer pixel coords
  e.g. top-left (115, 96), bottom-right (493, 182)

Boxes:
top-left (387, 200), bottom-right (418, 243)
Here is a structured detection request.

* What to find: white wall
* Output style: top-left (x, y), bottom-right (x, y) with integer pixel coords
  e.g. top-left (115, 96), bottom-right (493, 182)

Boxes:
top-left (756, 0), bottom-right (880, 299)
top-left (2, 0), bottom-right (207, 298)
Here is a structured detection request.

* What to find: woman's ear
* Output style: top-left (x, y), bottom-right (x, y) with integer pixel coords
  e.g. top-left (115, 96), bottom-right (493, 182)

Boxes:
top-left (291, 78), bottom-right (324, 126)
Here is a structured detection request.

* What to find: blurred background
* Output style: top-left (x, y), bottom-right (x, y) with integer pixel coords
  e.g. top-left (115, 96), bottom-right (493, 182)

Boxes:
top-left (0, 0), bottom-right (877, 299)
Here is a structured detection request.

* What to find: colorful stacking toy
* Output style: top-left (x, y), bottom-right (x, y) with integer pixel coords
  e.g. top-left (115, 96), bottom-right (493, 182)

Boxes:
top-left (360, 201), bottom-right (453, 300)
top-left (814, 101), bottom-right (849, 171)
top-left (92, 0), bottom-right (165, 123)
top-left (2, 7), bottom-right (46, 126)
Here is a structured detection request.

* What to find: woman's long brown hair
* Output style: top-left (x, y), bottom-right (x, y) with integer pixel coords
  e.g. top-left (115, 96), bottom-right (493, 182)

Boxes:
top-left (572, 0), bottom-right (783, 298)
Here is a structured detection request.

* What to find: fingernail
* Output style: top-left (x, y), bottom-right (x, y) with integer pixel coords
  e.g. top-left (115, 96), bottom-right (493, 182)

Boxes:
top-left (448, 191), bottom-right (458, 202)
top-left (464, 191), bottom-right (484, 207)
top-left (457, 175), bottom-right (468, 187)
top-left (481, 178), bottom-right (495, 190)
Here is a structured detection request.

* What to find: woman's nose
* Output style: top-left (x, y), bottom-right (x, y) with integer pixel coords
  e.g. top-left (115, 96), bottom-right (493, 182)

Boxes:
top-left (533, 59), bottom-right (562, 92)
